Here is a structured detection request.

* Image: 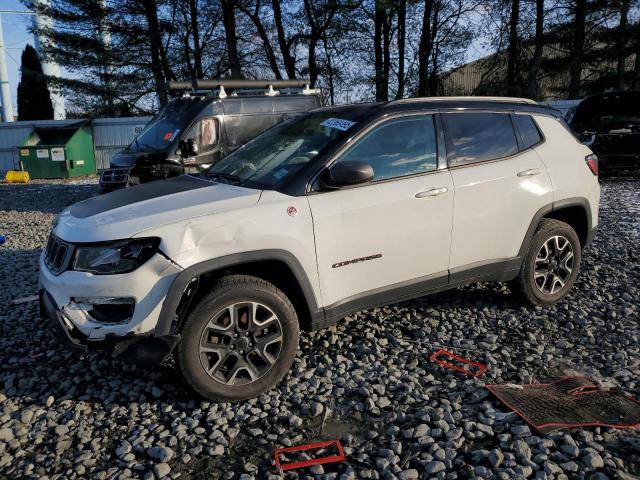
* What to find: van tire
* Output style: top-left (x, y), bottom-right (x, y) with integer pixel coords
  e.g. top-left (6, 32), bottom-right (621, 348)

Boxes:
top-left (176, 275), bottom-right (299, 401)
top-left (511, 219), bottom-right (582, 306)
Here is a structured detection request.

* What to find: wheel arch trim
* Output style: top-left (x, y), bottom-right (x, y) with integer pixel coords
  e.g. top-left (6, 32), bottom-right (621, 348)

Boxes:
top-left (155, 249), bottom-right (320, 336)
top-left (518, 197), bottom-right (593, 258)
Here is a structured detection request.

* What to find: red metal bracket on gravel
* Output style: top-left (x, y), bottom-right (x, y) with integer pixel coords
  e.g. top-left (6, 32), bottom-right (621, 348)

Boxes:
top-left (430, 348), bottom-right (487, 377)
top-left (274, 439), bottom-right (346, 473)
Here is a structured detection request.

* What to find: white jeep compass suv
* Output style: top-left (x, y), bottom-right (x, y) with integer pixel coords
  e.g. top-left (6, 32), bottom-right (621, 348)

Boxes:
top-left (40, 97), bottom-right (600, 401)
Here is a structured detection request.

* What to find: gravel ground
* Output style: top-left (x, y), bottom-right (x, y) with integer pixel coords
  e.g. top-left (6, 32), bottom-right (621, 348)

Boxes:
top-left (0, 176), bottom-right (638, 480)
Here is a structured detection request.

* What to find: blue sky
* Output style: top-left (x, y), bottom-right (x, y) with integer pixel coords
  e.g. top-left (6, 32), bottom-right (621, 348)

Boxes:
top-left (1, 0), bottom-right (36, 111)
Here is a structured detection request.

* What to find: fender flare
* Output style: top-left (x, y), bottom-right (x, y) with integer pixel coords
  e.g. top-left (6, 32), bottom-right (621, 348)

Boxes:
top-left (517, 197), bottom-right (593, 258)
top-left (155, 249), bottom-right (320, 336)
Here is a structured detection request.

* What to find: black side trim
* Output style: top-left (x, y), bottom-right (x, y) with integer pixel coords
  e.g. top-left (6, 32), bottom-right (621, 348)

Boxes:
top-left (317, 271), bottom-right (448, 330)
top-left (449, 257), bottom-right (522, 285)
top-left (156, 249), bottom-right (320, 336)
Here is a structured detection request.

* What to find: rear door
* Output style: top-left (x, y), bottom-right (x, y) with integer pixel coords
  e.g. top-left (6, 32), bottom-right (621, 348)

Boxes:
top-left (308, 114), bottom-right (454, 308)
top-left (443, 112), bottom-right (554, 278)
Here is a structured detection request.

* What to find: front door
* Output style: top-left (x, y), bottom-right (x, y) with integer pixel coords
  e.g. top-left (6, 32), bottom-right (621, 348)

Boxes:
top-left (308, 114), bottom-right (454, 308)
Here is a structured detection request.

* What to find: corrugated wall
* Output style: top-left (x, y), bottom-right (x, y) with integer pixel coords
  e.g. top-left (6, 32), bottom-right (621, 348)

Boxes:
top-left (0, 116), bottom-right (151, 174)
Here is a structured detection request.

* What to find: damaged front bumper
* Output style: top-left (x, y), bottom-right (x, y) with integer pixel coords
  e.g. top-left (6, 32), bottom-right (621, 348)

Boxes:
top-left (39, 252), bottom-right (183, 365)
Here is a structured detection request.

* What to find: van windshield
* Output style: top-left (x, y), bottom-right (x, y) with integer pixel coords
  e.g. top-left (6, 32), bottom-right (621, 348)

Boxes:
top-left (205, 111), bottom-right (357, 188)
top-left (130, 99), bottom-right (206, 152)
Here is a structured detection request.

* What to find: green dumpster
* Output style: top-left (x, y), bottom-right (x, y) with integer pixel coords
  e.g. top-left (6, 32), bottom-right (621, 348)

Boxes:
top-left (18, 123), bottom-right (96, 179)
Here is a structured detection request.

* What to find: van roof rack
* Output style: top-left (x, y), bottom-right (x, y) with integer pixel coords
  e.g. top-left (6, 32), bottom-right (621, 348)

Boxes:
top-left (168, 79), bottom-right (318, 98)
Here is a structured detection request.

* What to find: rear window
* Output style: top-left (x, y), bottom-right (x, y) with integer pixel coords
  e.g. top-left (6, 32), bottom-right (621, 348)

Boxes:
top-left (442, 113), bottom-right (519, 166)
top-left (512, 114), bottom-right (542, 149)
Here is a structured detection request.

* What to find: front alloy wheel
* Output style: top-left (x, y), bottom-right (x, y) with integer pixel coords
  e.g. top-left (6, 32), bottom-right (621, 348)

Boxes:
top-left (177, 275), bottom-right (299, 401)
top-left (199, 302), bottom-right (283, 385)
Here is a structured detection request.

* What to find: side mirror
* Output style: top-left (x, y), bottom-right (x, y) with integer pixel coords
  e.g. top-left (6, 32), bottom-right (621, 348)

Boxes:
top-left (321, 160), bottom-right (374, 189)
top-left (179, 138), bottom-right (199, 157)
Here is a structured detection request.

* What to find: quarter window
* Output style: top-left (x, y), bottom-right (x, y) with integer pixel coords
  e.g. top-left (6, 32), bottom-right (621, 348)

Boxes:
top-left (512, 114), bottom-right (542, 149)
top-left (443, 113), bottom-right (518, 166)
top-left (337, 115), bottom-right (438, 181)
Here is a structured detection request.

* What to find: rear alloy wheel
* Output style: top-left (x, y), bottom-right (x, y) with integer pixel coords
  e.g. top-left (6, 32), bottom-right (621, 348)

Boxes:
top-left (533, 235), bottom-right (575, 295)
top-left (511, 219), bottom-right (582, 306)
top-left (176, 275), bottom-right (299, 401)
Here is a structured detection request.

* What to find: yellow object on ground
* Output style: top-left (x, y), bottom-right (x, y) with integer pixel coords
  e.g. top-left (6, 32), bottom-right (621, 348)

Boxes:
top-left (5, 171), bottom-right (30, 183)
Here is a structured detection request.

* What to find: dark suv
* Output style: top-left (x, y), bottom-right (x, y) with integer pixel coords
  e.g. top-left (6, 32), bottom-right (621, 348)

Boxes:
top-left (569, 90), bottom-right (640, 170)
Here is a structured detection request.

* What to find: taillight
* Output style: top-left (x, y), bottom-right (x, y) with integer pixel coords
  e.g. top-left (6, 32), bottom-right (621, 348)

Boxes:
top-left (585, 154), bottom-right (598, 176)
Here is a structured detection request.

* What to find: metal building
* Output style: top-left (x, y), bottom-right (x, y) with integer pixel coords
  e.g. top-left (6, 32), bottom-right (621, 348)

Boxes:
top-left (0, 116), bottom-right (151, 175)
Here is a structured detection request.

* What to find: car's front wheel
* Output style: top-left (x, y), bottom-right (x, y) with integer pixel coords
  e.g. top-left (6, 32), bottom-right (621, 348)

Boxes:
top-left (511, 219), bottom-right (582, 306)
top-left (176, 275), bottom-right (299, 401)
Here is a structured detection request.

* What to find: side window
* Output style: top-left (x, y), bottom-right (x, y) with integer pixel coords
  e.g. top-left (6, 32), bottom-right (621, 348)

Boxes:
top-left (337, 115), bottom-right (438, 181)
top-left (442, 113), bottom-right (518, 166)
top-left (185, 117), bottom-right (219, 153)
top-left (512, 114), bottom-right (542, 150)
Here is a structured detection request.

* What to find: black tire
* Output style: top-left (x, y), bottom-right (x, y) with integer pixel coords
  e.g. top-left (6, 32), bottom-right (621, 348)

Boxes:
top-left (510, 219), bottom-right (582, 306)
top-left (176, 275), bottom-right (299, 401)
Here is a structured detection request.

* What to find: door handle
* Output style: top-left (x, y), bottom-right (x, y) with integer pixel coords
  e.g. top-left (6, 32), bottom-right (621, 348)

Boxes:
top-left (415, 186), bottom-right (448, 198)
top-left (517, 168), bottom-right (541, 177)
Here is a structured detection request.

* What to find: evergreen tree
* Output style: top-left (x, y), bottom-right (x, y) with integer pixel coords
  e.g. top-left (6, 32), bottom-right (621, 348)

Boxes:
top-left (17, 44), bottom-right (54, 121)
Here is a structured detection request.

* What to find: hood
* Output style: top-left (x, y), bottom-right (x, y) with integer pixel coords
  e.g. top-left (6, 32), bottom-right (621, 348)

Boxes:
top-left (55, 175), bottom-right (262, 243)
top-left (110, 150), bottom-right (169, 168)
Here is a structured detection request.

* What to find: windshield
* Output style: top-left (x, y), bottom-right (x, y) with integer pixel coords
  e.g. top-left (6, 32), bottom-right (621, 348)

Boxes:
top-left (130, 99), bottom-right (204, 152)
top-left (205, 111), bottom-right (356, 189)
top-left (573, 93), bottom-right (640, 130)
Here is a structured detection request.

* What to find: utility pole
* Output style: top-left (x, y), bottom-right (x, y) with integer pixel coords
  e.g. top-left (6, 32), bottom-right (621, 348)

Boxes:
top-left (0, 15), bottom-right (15, 122)
top-left (31, 0), bottom-right (65, 119)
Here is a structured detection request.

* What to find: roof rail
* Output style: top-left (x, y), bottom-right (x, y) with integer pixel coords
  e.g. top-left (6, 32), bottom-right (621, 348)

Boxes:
top-left (390, 96), bottom-right (537, 105)
top-left (168, 79), bottom-right (317, 98)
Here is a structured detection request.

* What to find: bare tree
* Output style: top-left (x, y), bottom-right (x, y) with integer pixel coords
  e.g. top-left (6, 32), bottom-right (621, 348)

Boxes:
top-left (616, 0), bottom-right (630, 89)
top-left (568, 0), bottom-right (587, 98)
top-left (221, 0), bottom-right (243, 77)
top-left (238, 1), bottom-right (283, 78)
top-left (526, 0), bottom-right (545, 99)
top-left (506, 0), bottom-right (520, 96)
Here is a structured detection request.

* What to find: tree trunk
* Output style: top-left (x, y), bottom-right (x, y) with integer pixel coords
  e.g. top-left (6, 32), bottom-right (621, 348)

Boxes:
top-left (394, 0), bottom-right (406, 99)
top-left (616, 0), bottom-right (630, 90)
top-left (141, 0), bottom-right (169, 105)
top-left (418, 0), bottom-right (435, 97)
top-left (189, 0), bottom-right (202, 78)
top-left (382, 6), bottom-right (392, 101)
top-left (273, 0), bottom-right (296, 78)
top-left (322, 35), bottom-right (335, 105)
top-left (374, 0), bottom-right (386, 101)
top-left (506, 0), bottom-right (520, 96)
top-left (526, 0), bottom-right (544, 99)
top-left (221, 0), bottom-right (242, 78)
top-left (568, 0), bottom-right (586, 99)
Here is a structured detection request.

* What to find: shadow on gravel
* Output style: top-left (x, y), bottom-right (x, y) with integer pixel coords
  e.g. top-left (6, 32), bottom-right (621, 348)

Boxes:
top-left (0, 183), bottom-right (98, 213)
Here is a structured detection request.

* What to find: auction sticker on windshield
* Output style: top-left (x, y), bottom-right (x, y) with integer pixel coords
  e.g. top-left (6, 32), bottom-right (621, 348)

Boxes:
top-left (320, 118), bottom-right (356, 131)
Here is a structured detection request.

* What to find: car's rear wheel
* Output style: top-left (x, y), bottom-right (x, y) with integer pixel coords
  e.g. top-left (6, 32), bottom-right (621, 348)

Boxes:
top-left (511, 219), bottom-right (582, 306)
top-left (176, 275), bottom-right (299, 401)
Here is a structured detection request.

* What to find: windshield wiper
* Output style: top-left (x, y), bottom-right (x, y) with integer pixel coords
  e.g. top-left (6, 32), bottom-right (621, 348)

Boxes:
top-left (206, 172), bottom-right (241, 184)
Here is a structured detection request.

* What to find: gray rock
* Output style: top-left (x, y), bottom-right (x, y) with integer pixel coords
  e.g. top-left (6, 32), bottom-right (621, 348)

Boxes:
top-left (582, 452), bottom-right (604, 469)
top-left (425, 461), bottom-right (446, 474)
top-left (153, 463), bottom-right (171, 478)
top-left (489, 449), bottom-right (504, 467)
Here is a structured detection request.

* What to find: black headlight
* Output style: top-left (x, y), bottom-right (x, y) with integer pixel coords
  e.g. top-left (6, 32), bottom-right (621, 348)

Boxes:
top-left (73, 238), bottom-right (160, 275)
